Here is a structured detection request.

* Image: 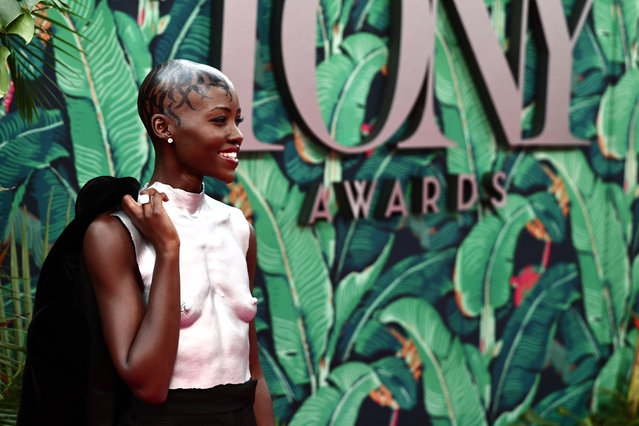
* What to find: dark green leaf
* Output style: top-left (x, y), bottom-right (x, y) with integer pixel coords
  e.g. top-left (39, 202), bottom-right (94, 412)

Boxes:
top-left (490, 263), bottom-right (579, 422)
top-left (372, 356), bottom-right (418, 410)
top-left (0, 109), bottom-right (70, 241)
top-left (532, 380), bottom-right (593, 424)
top-left (340, 249), bottom-right (455, 361)
top-left (151, 0), bottom-right (209, 64)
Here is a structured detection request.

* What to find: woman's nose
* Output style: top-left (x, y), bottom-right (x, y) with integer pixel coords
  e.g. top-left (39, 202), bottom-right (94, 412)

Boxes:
top-left (229, 125), bottom-right (243, 145)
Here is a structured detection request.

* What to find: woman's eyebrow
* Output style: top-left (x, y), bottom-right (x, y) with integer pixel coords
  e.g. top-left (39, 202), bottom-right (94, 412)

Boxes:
top-left (210, 106), bottom-right (231, 112)
top-left (209, 106), bottom-right (242, 115)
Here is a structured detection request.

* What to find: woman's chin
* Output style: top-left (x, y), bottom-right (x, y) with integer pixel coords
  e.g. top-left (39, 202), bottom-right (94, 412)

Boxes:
top-left (213, 172), bottom-right (235, 184)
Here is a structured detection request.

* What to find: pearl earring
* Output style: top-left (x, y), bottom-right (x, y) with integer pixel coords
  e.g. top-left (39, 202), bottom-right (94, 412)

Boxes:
top-left (167, 137), bottom-right (174, 144)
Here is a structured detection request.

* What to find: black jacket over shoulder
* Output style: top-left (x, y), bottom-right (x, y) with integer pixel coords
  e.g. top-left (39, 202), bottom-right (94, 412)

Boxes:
top-left (17, 176), bottom-right (140, 426)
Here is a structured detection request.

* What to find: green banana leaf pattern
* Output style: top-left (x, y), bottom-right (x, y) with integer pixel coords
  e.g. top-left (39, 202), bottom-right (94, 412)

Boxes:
top-left (1, 0), bottom-right (638, 425)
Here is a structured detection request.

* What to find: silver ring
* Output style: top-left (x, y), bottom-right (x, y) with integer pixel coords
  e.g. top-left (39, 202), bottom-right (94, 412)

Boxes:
top-left (138, 194), bottom-right (150, 204)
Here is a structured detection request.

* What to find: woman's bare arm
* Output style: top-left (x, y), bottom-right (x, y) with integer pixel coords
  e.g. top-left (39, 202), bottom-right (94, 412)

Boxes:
top-left (247, 224), bottom-right (275, 425)
top-left (83, 190), bottom-right (181, 405)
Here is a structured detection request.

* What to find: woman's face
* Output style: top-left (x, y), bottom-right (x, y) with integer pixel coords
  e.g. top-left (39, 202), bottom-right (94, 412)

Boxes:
top-left (170, 84), bottom-right (243, 184)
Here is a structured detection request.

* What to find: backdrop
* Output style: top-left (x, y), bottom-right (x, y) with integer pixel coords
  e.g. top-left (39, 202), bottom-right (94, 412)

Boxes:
top-left (0, 0), bottom-right (637, 425)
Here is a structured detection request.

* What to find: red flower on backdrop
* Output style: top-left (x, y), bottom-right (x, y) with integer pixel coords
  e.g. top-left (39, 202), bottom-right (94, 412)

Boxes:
top-left (3, 80), bottom-right (14, 111)
top-left (511, 265), bottom-right (541, 307)
top-left (361, 122), bottom-right (372, 137)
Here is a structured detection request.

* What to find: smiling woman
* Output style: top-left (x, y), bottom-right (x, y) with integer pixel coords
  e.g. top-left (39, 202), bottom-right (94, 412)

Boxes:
top-left (91, 60), bottom-right (273, 425)
top-left (19, 60), bottom-right (274, 426)
top-left (137, 60), bottom-right (244, 188)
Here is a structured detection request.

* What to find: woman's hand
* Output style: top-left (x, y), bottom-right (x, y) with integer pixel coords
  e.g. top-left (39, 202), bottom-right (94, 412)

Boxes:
top-left (121, 188), bottom-right (180, 251)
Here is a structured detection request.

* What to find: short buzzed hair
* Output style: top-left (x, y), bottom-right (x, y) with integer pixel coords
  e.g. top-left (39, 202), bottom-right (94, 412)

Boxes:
top-left (137, 60), bottom-right (232, 136)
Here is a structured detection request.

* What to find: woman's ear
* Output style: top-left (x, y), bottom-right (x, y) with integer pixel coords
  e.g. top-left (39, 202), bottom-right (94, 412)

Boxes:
top-left (150, 113), bottom-right (174, 143)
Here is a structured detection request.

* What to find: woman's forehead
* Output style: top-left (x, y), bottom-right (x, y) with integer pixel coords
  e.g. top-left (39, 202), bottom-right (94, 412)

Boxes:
top-left (186, 84), bottom-right (240, 110)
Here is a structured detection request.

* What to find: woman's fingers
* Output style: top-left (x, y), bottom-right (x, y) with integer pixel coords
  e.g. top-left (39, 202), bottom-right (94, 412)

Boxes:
top-left (121, 194), bottom-right (142, 218)
top-left (122, 189), bottom-right (168, 215)
top-left (120, 191), bottom-right (168, 230)
top-left (120, 190), bottom-right (179, 249)
top-left (142, 188), bottom-right (169, 203)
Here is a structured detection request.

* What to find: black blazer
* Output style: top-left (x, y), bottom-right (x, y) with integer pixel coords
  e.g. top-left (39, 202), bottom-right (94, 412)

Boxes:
top-left (17, 176), bottom-right (139, 426)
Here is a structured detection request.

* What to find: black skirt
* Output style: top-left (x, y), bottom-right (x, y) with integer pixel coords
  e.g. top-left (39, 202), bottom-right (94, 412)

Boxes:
top-left (118, 380), bottom-right (257, 426)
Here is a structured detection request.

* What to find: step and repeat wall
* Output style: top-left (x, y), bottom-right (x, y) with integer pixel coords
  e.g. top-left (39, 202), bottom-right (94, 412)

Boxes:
top-left (1, 0), bottom-right (637, 424)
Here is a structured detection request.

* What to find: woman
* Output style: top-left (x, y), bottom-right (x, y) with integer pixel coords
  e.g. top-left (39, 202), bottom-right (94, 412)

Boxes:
top-left (83, 59), bottom-right (274, 425)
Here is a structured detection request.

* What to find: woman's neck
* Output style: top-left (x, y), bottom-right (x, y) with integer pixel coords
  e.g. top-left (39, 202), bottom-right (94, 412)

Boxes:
top-left (148, 172), bottom-right (203, 194)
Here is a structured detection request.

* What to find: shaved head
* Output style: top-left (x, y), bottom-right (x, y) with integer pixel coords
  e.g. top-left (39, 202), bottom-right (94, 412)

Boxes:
top-left (137, 59), bottom-right (232, 136)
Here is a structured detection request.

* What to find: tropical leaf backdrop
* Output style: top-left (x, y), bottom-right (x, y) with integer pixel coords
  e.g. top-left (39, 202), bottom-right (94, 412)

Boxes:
top-left (0, 0), bottom-right (637, 425)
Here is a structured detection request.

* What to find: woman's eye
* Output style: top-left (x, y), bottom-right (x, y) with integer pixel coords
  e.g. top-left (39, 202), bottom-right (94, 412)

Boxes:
top-left (211, 117), bottom-right (227, 125)
top-left (235, 117), bottom-right (244, 125)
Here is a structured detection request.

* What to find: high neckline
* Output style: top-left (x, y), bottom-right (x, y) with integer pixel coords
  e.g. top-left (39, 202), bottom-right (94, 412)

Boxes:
top-left (146, 181), bottom-right (205, 215)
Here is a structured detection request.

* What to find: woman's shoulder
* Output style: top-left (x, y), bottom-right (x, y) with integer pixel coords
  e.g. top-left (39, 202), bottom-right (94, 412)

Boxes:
top-left (83, 213), bottom-right (139, 285)
top-left (84, 213), bottom-right (134, 248)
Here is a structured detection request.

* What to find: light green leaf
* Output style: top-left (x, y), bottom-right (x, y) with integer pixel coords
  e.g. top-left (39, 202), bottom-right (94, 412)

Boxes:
top-left (356, 0), bottom-right (390, 31)
top-left (258, 341), bottom-right (304, 403)
top-left (289, 362), bottom-right (381, 426)
top-left (591, 346), bottom-right (634, 412)
top-left (593, 0), bottom-right (639, 64)
top-left (316, 33), bottom-right (387, 147)
top-left (237, 155), bottom-right (333, 390)
top-left (463, 344), bottom-right (490, 408)
top-left (488, 0), bottom-right (508, 48)
top-left (0, 0), bottom-right (22, 29)
top-left (454, 194), bottom-right (535, 317)
top-left (632, 255), bottom-right (639, 309)
top-left (572, 24), bottom-right (608, 98)
top-left (436, 5), bottom-right (496, 179)
top-left (6, 11), bottom-right (34, 44)
top-left (537, 150), bottom-right (632, 347)
top-left (597, 69), bottom-right (639, 198)
top-left (380, 297), bottom-right (487, 425)
top-left (325, 235), bottom-right (394, 365)
top-left (342, 249), bottom-right (455, 361)
top-left (113, 11), bottom-right (152, 85)
top-left (50, 1), bottom-right (150, 185)
top-left (317, 0), bottom-right (341, 51)
top-left (23, 0), bottom-right (39, 11)
top-left (0, 45), bottom-right (10, 96)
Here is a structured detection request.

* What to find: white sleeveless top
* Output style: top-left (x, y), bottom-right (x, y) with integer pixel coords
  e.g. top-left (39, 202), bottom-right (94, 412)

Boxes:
top-left (112, 181), bottom-right (257, 389)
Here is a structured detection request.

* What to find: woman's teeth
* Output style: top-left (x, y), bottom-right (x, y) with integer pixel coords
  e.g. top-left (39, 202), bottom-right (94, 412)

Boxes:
top-left (219, 151), bottom-right (238, 160)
